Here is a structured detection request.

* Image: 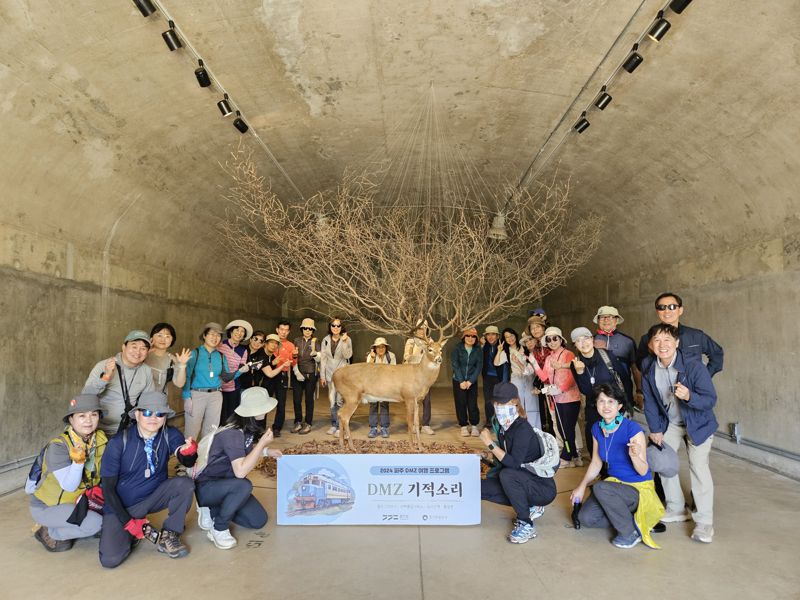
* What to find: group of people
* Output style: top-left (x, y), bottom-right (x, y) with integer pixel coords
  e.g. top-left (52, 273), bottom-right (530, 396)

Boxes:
top-left (28, 290), bottom-right (723, 561)
top-left (478, 293), bottom-right (723, 547)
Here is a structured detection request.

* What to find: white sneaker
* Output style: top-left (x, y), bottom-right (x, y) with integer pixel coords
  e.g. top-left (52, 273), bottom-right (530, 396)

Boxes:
top-left (421, 426), bottom-right (435, 435)
top-left (326, 426), bottom-right (337, 435)
top-left (691, 523), bottom-right (714, 544)
top-left (207, 527), bottom-right (237, 550)
top-left (196, 505), bottom-right (213, 531)
top-left (471, 426), bottom-right (480, 437)
top-left (460, 426), bottom-right (470, 437)
top-left (661, 509), bottom-right (691, 523)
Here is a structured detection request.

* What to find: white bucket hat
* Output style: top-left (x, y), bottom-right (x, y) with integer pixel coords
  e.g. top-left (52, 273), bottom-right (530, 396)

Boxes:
top-left (236, 387), bottom-right (278, 417)
top-left (593, 306), bottom-right (624, 324)
top-left (371, 337), bottom-right (391, 349)
top-left (300, 318), bottom-right (316, 330)
top-left (225, 319), bottom-right (254, 340)
top-left (543, 326), bottom-right (567, 345)
top-left (483, 325), bottom-right (500, 335)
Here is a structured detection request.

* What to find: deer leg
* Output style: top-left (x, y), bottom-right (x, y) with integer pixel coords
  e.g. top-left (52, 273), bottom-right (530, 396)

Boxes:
top-left (338, 395), bottom-right (359, 451)
top-left (405, 400), bottom-right (416, 449)
top-left (414, 400), bottom-right (423, 452)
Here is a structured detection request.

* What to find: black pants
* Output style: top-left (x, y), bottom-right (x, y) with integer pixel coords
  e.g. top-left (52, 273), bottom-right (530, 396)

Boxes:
top-left (292, 373), bottom-right (317, 425)
top-left (99, 477), bottom-right (195, 569)
top-left (220, 389), bottom-right (242, 426)
top-left (272, 373), bottom-right (288, 432)
top-left (584, 402), bottom-right (601, 459)
top-left (538, 392), bottom-right (555, 436)
top-left (195, 477), bottom-right (268, 531)
top-left (481, 468), bottom-right (557, 524)
top-left (554, 401), bottom-right (581, 460)
top-left (482, 375), bottom-right (500, 423)
top-left (452, 380), bottom-right (480, 426)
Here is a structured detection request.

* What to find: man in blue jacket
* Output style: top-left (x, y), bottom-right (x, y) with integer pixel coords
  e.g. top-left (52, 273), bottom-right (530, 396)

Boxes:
top-left (642, 324), bottom-right (718, 544)
top-left (636, 292), bottom-right (724, 378)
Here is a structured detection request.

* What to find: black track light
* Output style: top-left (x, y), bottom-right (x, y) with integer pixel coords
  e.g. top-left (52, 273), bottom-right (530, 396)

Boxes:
top-left (162, 21), bottom-right (182, 51)
top-left (217, 94), bottom-right (233, 117)
top-left (648, 12), bottom-right (672, 42)
top-left (233, 111), bottom-right (249, 134)
top-left (132, 0), bottom-right (157, 17)
top-left (195, 59), bottom-right (212, 87)
top-left (622, 44), bottom-right (643, 73)
top-left (669, 0), bottom-right (693, 14)
top-left (574, 112), bottom-right (590, 133)
top-left (594, 87), bottom-right (612, 110)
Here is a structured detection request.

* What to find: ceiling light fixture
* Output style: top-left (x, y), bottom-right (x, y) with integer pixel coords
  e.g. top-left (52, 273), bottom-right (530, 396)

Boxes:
top-left (132, 0), bottom-right (157, 17)
top-left (162, 21), bottom-right (182, 51)
top-left (195, 59), bottom-right (212, 87)
top-left (594, 86), bottom-right (612, 110)
top-left (233, 111), bottom-right (249, 134)
top-left (217, 94), bottom-right (233, 117)
top-left (668, 0), bottom-right (693, 14)
top-left (622, 44), bottom-right (643, 73)
top-left (574, 112), bottom-right (590, 133)
top-left (648, 12), bottom-right (672, 42)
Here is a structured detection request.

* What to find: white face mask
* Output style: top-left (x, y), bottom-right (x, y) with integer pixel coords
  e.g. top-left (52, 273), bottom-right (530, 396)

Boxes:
top-left (495, 404), bottom-right (518, 431)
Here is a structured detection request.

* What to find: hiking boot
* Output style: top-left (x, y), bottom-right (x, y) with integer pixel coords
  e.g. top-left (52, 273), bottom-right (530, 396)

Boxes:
top-left (157, 529), bottom-right (189, 559)
top-left (572, 456), bottom-right (584, 467)
top-left (207, 527), bottom-right (237, 550)
top-left (326, 426), bottom-right (337, 435)
top-left (175, 464), bottom-right (188, 477)
top-left (660, 509), bottom-right (690, 523)
top-left (529, 505), bottom-right (545, 521)
top-left (508, 519), bottom-right (536, 544)
top-left (380, 427), bottom-right (389, 438)
top-left (34, 526), bottom-right (73, 552)
top-left (691, 523), bottom-right (714, 544)
top-left (460, 426), bottom-right (470, 437)
top-left (299, 423), bottom-right (312, 434)
top-left (612, 531), bottom-right (642, 549)
top-left (471, 426), bottom-right (480, 437)
top-left (197, 505), bottom-right (213, 531)
top-left (421, 426), bottom-right (435, 435)
top-left (291, 422), bottom-right (302, 433)
top-left (368, 427), bottom-right (378, 438)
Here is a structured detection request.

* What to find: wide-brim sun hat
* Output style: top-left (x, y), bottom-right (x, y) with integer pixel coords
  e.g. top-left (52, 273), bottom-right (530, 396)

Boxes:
top-left (483, 325), bottom-right (500, 335)
top-left (593, 305), bottom-right (624, 324)
top-left (63, 393), bottom-right (103, 423)
top-left (129, 391), bottom-right (175, 419)
top-left (265, 333), bottom-right (281, 344)
top-left (371, 337), bottom-right (391, 349)
top-left (300, 318), bottom-right (316, 330)
top-left (543, 326), bottom-right (567, 345)
top-left (199, 322), bottom-right (224, 341)
top-left (461, 328), bottom-right (478, 339)
top-left (236, 387), bottom-right (278, 417)
top-left (225, 319), bottom-right (253, 340)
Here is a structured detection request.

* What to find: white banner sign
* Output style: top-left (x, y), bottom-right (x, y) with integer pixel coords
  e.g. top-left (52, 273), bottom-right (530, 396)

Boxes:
top-left (276, 454), bottom-right (481, 525)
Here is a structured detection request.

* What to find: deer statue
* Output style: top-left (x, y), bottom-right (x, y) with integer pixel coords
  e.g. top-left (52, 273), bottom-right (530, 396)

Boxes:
top-left (333, 337), bottom-right (447, 451)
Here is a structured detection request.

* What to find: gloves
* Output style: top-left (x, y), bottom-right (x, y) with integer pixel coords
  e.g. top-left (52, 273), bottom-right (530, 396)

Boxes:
top-left (124, 518), bottom-right (149, 539)
top-left (179, 439), bottom-right (198, 456)
top-left (293, 365), bottom-right (305, 382)
top-left (69, 445), bottom-right (86, 464)
top-left (85, 486), bottom-right (105, 512)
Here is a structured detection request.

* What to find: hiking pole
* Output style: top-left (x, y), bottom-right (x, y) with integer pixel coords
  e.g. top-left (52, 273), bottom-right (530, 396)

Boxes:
top-left (549, 390), bottom-right (571, 455)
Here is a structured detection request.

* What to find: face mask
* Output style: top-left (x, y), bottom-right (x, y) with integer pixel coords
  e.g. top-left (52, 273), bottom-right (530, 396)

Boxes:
top-left (495, 404), bottom-right (518, 431)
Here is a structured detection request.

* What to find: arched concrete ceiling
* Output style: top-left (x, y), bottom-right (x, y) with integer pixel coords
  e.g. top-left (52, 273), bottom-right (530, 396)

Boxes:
top-left (1, 0), bottom-right (796, 291)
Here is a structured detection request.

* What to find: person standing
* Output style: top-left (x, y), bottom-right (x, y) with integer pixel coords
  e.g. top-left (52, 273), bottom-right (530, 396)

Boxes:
top-left (218, 320), bottom-right (252, 425)
top-left (494, 328), bottom-right (539, 430)
top-left (526, 316), bottom-right (554, 436)
top-left (404, 319), bottom-right (436, 435)
top-left (319, 317), bottom-right (353, 435)
top-left (366, 337), bottom-right (397, 438)
top-left (641, 323), bottom-right (718, 544)
top-left (146, 322), bottom-right (191, 394)
top-left (238, 331), bottom-right (267, 390)
top-left (271, 320), bottom-right (297, 437)
top-left (83, 330), bottom-right (155, 436)
top-left (291, 318), bottom-right (319, 434)
top-left (592, 306), bottom-right (639, 408)
top-left (480, 325), bottom-right (507, 425)
top-left (451, 328), bottom-right (482, 437)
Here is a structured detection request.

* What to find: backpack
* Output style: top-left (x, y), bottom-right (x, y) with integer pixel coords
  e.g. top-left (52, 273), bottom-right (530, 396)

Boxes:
top-left (190, 424), bottom-right (235, 479)
top-left (25, 434), bottom-right (70, 494)
top-left (522, 428), bottom-right (560, 478)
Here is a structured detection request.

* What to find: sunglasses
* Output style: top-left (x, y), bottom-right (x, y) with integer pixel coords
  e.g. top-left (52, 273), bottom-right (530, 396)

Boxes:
top-left (331, 323), bottom-right (342, 328)
top-left (545, 336), bottom-right (562, 343)
top-left (139, 409), bottom-right (167, 418)
top-left (251, 338), bottom-right (264, 343)
top-left (656, 303), bottom-right (681, 311)
top-left (301, 327), bottom-right (314, 331)
top-left (464, 335), bottom-right (477, 339)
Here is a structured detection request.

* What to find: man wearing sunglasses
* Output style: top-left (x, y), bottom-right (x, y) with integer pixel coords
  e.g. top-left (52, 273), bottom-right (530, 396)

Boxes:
top-left (99, 392), bottom-right (198, 568)
top-left (636, 292), bottom-right (724, 378)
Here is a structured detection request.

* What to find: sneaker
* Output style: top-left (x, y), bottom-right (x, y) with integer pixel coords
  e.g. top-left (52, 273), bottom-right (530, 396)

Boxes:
top-left (272, 429), bottom-right (282, 438)
top-left (380, 427), bottom-right (389, 438)
top-left (421, 426), bottom-right (435, 435)
top-left (460, 426), bottom-right (470, 437)
top-left (175, 464), bottom-right (187, 477)
top-left (368, 427), bottom-right (378, 438)
top-left (651, 522), bottom-right (667, 534)
top-left (508, 519), bottom-right (536, 544)
top-left (572, 456), bottom-right (584, 467)
top-left (333, 428), bottom-right (340, 437)
top-left (691, 523), bottom-right (714, 544)
top-left (612, 531), bottom-right (642, 549)
top-left (291, 422), bottom-right (302, 433)
top-left (660, 509), bottom-right (691, 523)
top-left (326, 426), bottom-right (337, 435)
top-left (34, 526), bottom-right (73, 552)
top-left (207, 527), bottom-right (237, 550)
top-left (471, 426), bottom-right (480, 437)
top-left (559, 459), bottom-right (574, 469)
top-left (299, 423), bottom-right (312, 434)
top-left (156, 529), bottom-right (189, 559)
top-left (196, 505), bottom-right (213, 531)
top-left (529, 505), bottom-right (545, 521)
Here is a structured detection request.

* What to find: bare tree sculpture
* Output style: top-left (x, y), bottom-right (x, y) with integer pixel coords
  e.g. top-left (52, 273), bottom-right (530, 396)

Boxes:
top-left (221, 147), bottom-right (601, 340)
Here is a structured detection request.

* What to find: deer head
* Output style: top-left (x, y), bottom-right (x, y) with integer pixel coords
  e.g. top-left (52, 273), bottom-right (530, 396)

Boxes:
top-left (423, 338), bottom-right (447, 367)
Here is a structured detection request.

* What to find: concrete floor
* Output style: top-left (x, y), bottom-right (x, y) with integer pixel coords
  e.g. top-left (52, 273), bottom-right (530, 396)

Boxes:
top-left (4, 389), bottom-right (799, 599)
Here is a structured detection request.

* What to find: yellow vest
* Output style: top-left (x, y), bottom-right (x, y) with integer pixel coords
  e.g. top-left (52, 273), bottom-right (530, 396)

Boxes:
top-left (34, 430), bottom-right (108, 506)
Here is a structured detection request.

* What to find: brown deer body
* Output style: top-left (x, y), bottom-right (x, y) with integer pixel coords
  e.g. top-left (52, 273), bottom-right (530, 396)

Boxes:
top-left (333, 339), bottom-right (446, 451)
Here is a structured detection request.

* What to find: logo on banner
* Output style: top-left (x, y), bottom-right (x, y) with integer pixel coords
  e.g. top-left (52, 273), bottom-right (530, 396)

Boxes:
top-left (286, 460), bottom-right (355, 518)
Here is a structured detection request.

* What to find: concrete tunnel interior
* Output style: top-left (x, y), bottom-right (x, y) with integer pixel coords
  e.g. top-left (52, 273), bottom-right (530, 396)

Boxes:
top-left (1, 0), bottom-right (798, 498)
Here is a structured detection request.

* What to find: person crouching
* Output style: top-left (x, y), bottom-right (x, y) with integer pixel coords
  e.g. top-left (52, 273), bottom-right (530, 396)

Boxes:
top-left (480, 382), bottom-right (557, 544)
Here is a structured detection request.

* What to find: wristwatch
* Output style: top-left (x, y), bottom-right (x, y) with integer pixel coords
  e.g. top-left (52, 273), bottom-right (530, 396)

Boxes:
top-left (487, 443), bottom-right (495, 450)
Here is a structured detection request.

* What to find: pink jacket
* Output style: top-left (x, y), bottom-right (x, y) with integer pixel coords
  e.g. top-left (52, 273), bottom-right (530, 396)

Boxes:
top-left (532, 347), bottom-right (580, 403)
